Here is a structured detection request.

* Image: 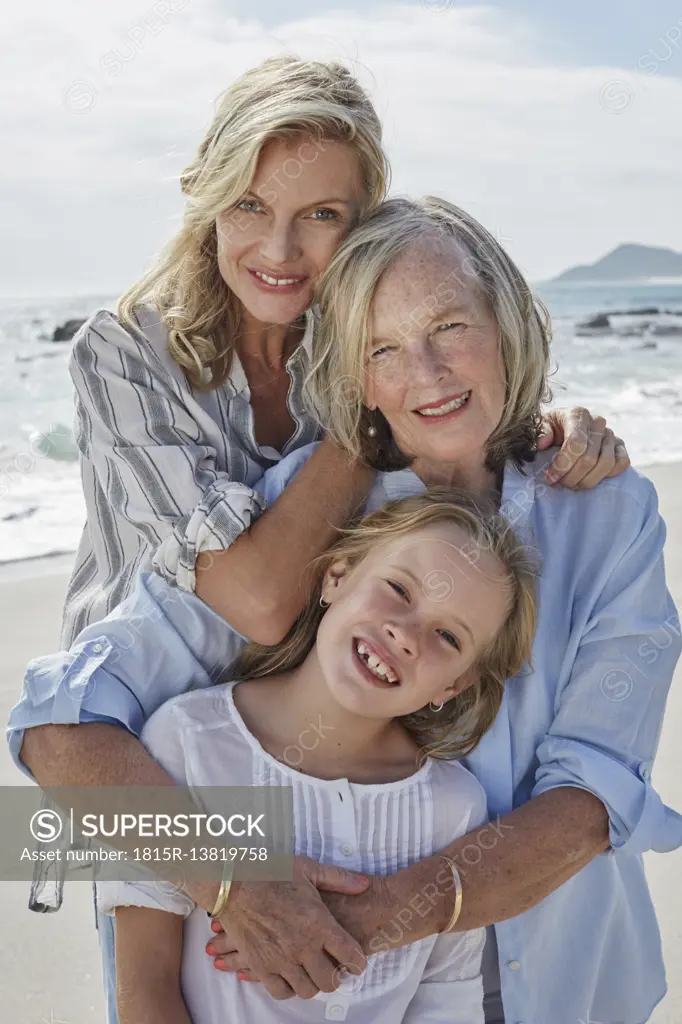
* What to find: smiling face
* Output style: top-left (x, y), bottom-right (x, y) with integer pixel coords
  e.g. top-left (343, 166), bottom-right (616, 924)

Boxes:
top-left (216, 136), bottom-right (364, 331)
top-left (315, 522), bottom-right (511, 720)
top-left (365, 234), bottom-right (506, 473)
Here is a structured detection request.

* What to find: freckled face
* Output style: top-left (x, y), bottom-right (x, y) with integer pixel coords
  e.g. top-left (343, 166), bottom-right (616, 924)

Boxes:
top-left (216, 136), bottom-right (364, 329)
top-left (315, 523), bottom-right (510, 720)
top-left (364, 236), bottom-right (506, 469)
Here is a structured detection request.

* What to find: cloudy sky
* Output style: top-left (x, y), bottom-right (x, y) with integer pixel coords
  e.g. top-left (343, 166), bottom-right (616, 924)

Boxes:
top-left (3, 0), bottom-right (682, 297)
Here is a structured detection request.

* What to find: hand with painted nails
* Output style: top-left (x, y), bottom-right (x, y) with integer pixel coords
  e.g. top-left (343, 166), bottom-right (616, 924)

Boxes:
top-left (205, 854), bottom-right (370, 1001)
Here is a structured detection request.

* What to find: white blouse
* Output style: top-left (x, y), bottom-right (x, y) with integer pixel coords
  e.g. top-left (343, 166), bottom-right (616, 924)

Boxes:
top-left (97, 681), bottom-right (489, 1023)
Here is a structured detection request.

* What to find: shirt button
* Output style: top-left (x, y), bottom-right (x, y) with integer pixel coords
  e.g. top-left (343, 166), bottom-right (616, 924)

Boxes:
top-left (340, 842), bottom-right (354, 856)
top-left (508, 960), bottom-right (521, 970)
top-left (91, 643), bottom-right (104, 654)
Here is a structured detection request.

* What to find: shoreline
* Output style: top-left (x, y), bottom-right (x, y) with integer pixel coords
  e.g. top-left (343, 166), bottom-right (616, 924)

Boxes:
top-left (0, 549), bottom-right (77, 583)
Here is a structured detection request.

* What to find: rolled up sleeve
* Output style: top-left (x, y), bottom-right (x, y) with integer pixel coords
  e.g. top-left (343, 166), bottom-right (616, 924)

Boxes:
top-left (96, 879), bottom-right (195, 919)
top-left (151, 477), bottom-right (267, 593)
top-left (152, 442), bottom-right (320, 592)
top-left (534, 737), bottom-right (682, 854)
top-left (6, 572), bottom-right (246, 779)
top-left (71, 311), bottom-right (268, 593)
top-left (7, 640), bottom-right (145, 780)
top-left (532, 479), bottom-right (682, 855)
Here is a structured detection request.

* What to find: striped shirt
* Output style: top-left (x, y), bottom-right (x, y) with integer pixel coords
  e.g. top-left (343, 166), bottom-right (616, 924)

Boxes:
top-left (60, 303), bottom-right (321, 648)
top-left (30, 302), bottom-right (321, 915)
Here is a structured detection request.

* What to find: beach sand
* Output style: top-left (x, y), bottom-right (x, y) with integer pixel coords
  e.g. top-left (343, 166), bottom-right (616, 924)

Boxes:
top-left (0, 464), bottom-right (681, 1023)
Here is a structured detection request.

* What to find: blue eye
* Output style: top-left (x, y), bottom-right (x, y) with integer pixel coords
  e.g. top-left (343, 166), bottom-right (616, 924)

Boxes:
top-left (437, 322), bottom-right (466, 333)
top-left (310, 208), bottom-right (339, 220)
top-left (387, 580), bottom-right (408, 599)
top-left (236, 199), bottom-right (262, 213)
top-left (438, 629), bottom-right (460, 651)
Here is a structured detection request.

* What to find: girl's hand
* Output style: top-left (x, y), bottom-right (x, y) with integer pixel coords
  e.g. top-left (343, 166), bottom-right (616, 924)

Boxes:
top-left (204, 855), bottom-right (370, 1000)
top-left (538, 408), bottom-right (630, 488)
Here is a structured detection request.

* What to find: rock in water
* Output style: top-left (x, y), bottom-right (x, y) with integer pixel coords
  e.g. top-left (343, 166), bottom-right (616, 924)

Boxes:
top-left (52, 318), bottom-right (86, 342)
top-left (652, 324), bottom-right (682, 337)
top-left (578, 313), bottom-right (611, 330)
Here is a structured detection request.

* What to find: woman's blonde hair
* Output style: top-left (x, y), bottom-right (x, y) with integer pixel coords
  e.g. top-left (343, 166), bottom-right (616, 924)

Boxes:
top-left (306, 196), bottom-right (552, 473)
top-left (233, 488), bottom-right (538, 761)
top-left (116, 56), bottom-right (390, 389)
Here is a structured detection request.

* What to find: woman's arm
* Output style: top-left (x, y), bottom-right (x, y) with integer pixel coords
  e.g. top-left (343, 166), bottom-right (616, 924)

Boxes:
top-left (9, 572), bottom-right (243, 780)
top-left (358, 786), bottom-right (610, 948)
top-left (115, 906), bottom-right (191, 1024)
top-left (71, 313), bottom-right (372, 644)
top-left (194, 438), bottom-right (373, 643)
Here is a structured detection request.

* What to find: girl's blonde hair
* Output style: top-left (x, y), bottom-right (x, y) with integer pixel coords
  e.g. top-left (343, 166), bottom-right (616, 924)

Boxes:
top-left (306, 195), bottom-right (552, 473)
top-left (116, 56), bottom-right (389, 390)
top-left (233, 488), bottom-right (538, 761)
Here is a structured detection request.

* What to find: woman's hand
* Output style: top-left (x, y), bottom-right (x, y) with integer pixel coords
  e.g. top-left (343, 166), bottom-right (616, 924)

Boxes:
top-left (205, 855), bottom-right (371, 1000)
top-left (538, 407), bottom-right (630, 488)
top-left (208, 866), bottom-right (432, 990)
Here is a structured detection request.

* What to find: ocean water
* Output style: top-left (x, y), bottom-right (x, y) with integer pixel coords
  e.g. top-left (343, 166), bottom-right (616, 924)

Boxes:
top-left (1, 282), bottom-right (681, 564)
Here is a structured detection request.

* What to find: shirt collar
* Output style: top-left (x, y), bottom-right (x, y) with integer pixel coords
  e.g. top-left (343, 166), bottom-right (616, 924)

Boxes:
top-left (379, 458), bottom-right (538, 532)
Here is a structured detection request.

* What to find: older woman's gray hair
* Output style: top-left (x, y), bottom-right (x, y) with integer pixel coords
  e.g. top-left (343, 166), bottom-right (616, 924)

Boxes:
top-left (306, 195), bottom-right (553, 472)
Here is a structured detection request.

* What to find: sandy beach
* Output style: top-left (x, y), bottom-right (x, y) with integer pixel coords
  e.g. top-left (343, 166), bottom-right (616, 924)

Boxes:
top-left (0, 464), bottom-right (681, 1024)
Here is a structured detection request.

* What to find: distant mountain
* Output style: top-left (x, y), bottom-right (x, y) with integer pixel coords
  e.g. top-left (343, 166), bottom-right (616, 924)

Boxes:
top-left (552, 244), bottom-right (682, 283)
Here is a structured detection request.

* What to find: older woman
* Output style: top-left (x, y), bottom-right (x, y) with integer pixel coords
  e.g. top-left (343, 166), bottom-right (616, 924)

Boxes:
top-left (10, 197), bottom-right (681, 1024)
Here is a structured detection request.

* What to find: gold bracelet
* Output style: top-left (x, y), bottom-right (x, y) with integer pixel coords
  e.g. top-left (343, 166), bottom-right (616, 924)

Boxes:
top-left (439, 854), bottom-right (463, 933)
top-left (209, 862), bottom-right (234, 919)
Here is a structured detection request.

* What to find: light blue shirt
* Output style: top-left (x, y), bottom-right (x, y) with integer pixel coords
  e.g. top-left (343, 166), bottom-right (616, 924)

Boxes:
top-left (8, 444), bottom-right (682, 1024)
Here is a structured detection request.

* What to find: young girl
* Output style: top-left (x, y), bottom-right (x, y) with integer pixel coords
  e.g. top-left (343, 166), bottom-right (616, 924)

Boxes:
top-left (98, 488), bottom-right (537, 1024)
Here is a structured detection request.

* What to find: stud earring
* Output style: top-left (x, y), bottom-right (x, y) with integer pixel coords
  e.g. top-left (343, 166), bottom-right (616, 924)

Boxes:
top-left (429, 699), bottom-right (444, 712)
top-left (368, 426), bottom-right (377, 437)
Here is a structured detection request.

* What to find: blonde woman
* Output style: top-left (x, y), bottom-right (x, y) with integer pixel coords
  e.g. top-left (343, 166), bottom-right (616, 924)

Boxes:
top-left (97, 491), bottom-right (538, 1024)
top-left (11, 196), bottom-right (679, 1024)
